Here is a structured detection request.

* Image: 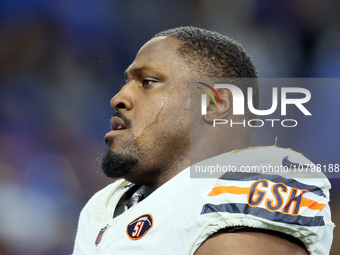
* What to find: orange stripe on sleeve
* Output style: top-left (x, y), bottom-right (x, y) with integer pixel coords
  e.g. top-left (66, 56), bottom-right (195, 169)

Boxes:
top-left (300, 197), bottom-right (325, 211)
top-left (208, 186), bottom-right (251, 197)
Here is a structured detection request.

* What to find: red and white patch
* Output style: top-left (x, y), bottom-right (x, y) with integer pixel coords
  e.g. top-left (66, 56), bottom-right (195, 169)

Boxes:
top-left (95, 224), bottom-right (110, 246)
top-left (126, 214), bottom-right (153, 240)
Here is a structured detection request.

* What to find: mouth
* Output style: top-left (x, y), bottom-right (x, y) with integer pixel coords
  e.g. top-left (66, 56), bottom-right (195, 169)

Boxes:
top-left (110, 116), bottom-right (127, 131)
top-left (104, 115), bottom-right (130, 143)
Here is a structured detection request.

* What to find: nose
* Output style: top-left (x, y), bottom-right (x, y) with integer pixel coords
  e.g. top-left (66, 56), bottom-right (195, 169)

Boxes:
top-left (110, 83), bottom-right (134, 111)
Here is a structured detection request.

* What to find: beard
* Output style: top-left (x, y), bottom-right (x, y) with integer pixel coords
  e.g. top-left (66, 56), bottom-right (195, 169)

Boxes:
top-left (98, 109), bottom-right (190, 183)
top-left (99, 111), bottom-right (138, 179)
top-left (98, 150), bottom-right (138, 179)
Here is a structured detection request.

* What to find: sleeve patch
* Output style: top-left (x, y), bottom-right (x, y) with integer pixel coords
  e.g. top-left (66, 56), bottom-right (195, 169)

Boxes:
top-left (219, 172), bottom-right (326, 198)
top-left (208, 180), bottom-right (326, 214)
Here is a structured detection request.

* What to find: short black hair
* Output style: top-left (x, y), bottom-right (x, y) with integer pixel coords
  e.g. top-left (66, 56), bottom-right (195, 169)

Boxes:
top-left (154, 26), bottom-right (260, 118)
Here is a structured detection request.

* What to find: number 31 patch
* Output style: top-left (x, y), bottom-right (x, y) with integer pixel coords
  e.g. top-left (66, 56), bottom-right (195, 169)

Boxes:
top-left (127, 214), bottom-right (153, 240)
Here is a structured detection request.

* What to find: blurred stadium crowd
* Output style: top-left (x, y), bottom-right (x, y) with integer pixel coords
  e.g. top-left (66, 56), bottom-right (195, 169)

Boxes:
top-left (0, 0), bottom-right (339, 254)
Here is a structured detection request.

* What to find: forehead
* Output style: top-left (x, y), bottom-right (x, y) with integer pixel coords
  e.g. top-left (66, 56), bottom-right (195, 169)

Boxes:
top-left (126, 37), bottom-right (186, 76)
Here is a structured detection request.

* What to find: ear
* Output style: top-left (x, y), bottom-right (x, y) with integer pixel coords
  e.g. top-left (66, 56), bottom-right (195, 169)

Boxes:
top-left (204, 88), bottom-right (233, 124)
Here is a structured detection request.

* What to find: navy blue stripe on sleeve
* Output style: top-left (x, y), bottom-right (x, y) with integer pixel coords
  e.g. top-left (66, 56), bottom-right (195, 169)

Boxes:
top-left (201, 203), bottom-right (325, 227)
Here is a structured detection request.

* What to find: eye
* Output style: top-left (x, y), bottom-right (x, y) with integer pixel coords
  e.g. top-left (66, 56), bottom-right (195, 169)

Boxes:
top-left (142, 78), bottom-right (158, 87)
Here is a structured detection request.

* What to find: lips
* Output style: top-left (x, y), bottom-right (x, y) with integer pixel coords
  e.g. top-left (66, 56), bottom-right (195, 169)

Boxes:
top-left (104, 116), bottom-right (129, 142)
top-left (110, 116), bottom-right (127, 131)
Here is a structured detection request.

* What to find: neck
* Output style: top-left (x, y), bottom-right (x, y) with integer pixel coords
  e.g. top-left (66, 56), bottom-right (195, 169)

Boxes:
top-left (151, 156), bottom-right (190, 191)
top-left (129, 148), bottom-right (191, 193)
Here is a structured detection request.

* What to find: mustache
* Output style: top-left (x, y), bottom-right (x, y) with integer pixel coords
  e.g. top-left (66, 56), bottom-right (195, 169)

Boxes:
top-left (112, 111), bottom-right (132, 129)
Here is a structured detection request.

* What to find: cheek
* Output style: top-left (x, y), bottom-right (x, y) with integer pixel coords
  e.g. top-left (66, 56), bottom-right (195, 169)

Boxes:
top-left (133, 101), bottom-right (190, 147)
top-left (133, 80), bottom-right (190, 144)
top-left (163, 101), bottom-right (191, 135)
top-left (133, 102), bottom-right (166, 144)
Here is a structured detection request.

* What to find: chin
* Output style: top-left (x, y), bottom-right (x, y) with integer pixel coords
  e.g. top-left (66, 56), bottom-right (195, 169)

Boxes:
top-left (99, 150), bottom-right (138, 179)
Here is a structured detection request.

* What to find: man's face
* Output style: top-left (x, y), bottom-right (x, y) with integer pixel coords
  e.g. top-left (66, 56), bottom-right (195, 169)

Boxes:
top-left (100, 37), bottom-right (192, 185)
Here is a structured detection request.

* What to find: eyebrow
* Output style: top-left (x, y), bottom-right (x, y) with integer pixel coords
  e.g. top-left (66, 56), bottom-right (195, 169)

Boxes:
top-left (124, 65), bottom-right (165, 80)
top-left (124, 67), bottom-right (145, 79)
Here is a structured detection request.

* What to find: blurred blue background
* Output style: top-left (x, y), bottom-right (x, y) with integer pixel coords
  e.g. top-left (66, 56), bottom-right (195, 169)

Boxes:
top-left (0, 0), bottom-right (339, 254)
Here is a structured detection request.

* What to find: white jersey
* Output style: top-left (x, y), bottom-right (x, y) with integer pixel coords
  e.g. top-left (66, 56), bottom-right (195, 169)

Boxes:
top-left (73, 147), bottom-right (334, 255)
